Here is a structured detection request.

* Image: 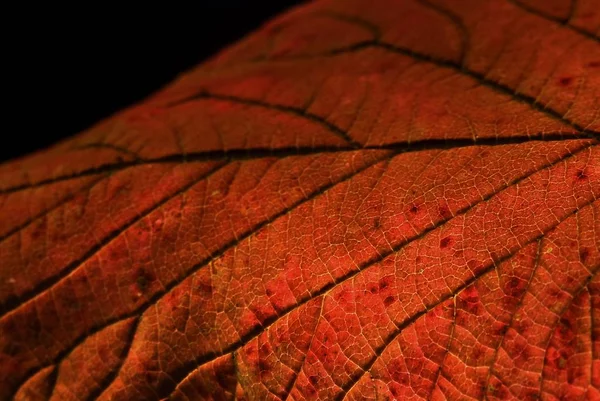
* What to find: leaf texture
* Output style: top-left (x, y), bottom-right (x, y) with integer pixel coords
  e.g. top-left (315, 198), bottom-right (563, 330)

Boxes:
top-left (1, 0), bottom-right (599, 400)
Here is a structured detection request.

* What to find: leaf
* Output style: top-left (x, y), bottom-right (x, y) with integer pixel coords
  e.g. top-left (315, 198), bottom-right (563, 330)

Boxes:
top-left (1, 0), bottom-right (599, 400)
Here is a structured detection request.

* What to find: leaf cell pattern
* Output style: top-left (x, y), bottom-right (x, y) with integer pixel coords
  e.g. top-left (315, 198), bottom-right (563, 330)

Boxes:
top-left (0, 0), bottom-right (599, 400)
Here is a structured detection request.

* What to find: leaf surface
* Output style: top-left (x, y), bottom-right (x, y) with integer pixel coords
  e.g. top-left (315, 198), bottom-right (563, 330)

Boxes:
top-left (1, 0), bottom-right (599, 400)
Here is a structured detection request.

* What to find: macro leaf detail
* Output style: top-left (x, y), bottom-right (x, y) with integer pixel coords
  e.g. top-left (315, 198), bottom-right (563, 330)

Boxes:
top-left (1, 0), bottom-right (599, 400)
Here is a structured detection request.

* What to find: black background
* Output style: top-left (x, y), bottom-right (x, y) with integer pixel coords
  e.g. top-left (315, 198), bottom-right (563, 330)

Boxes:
top-left (3, 1), bottom-right (304, 163)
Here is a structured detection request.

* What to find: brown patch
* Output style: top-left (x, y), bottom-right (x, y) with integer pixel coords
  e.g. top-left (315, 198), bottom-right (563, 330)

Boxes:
top-left (259, 360), bottom-right (270, 374)
top-left (135, 269), bottom-right (156, 292)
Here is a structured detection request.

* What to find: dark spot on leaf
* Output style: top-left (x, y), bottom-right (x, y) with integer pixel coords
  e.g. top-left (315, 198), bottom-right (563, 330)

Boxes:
top-left (548, 288), bottom-right (564, 303)
top-left (471, 347), bottom-right (484, 361)
top-left (309, 375), bottom-right (319, 385)
top-left (379, 276), bottom-right (392, 291)
top-left (575, 169), bottom-right (588, 180)
top-left (265, 288), bottom-right (273, 296)
top-left (438, 204), bottom-right (452, 219)
top-left (384, 296), bottom-right (395, 306)
top-left (409, 204), bottom-right (419, 214)
top-left (440, 237), bottom-right (452, 248)
top-left (136, 269), bottom-right (155, 292)
top-left (505, 277), bottom-right (523, 297)
top-left (373, 217), bottom-right (381, 228)
top-left (559, 317), bottom-right (573, 337)
top-left (197, 281), bottom-right (213, 295)
top-left (558, 76), bottom-right (573, 86)
top-left (580, 248), bottom-right (590, 263)
top-left (259, 360), bottom-right (270, 373)
top-left (495, 322), bottom-right (508, 336)
top-left (588, 61), bottom-right (600, 68)
top-left (136, 276), bottom-right (148, 290)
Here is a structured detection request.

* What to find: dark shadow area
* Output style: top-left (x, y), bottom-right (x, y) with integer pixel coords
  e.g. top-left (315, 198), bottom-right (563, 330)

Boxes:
top-left (2, 1), bottom-right (304, 163)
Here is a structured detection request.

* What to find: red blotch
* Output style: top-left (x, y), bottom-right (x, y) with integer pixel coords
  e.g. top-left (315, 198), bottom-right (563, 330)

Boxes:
top-left (440, 237), bottom-right (452, 249)
top-left (196, 280), bottom-right (213, 297)
top-left (580, 248), bottom-right (590, 263)
top-left (459, 286), bottom-right (481, 314)
top-left (558, 76), bottom-right (573, 86)
top-left (388, 359), bottom-right (408, 384)
top-left (368, 283), bottom-right (379, 294)
top-left (588, 61), bottom-right (600, 68)
top-left (258, 360), bottom-right (271, 378)
top-left (493, 321), bottom-right (508, 336)
top-left (505, 277), bottom-right (525, 297)
top-left (438, 203), bottom-right (452, 219)
top-left (557, 317), bottom-right (575, 341)
top-left (379, 276), bottom-right (393, 291)
top-left (575, 169), bottom-right (588, 180)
